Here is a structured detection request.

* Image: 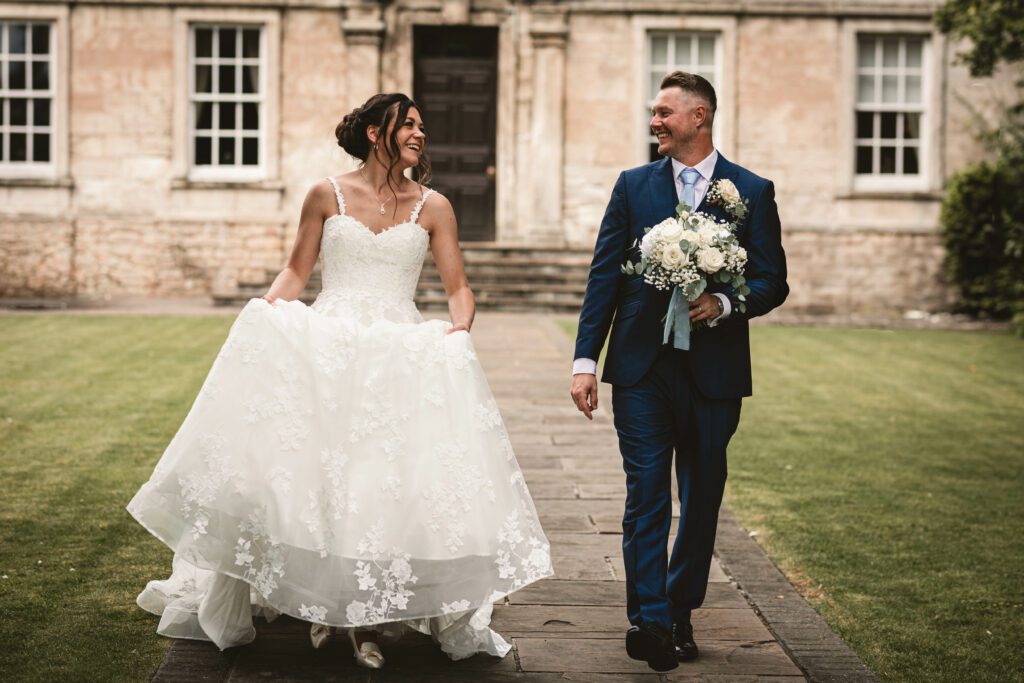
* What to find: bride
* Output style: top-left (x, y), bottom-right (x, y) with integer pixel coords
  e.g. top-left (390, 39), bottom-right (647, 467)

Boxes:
top-left (127, 93), bottom-right (553, 669)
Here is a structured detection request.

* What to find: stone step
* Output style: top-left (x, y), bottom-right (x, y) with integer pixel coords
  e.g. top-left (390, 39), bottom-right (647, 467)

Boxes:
top-left (221, 243), bottom-right (594, 312)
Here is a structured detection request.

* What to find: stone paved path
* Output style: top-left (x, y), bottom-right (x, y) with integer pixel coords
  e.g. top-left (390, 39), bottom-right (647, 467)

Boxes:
top-left (153, 312), bottom-right (809, 682)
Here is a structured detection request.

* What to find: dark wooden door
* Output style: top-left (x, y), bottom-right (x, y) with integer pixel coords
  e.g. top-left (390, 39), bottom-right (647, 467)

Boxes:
top-left (414, 26), bottom-right (498, 242)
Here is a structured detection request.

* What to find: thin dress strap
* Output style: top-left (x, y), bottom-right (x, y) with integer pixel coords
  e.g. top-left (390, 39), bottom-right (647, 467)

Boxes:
top-left (410, 188), bottom-right (434, 224)
top-left (325, 176), bottom-right (346, 216)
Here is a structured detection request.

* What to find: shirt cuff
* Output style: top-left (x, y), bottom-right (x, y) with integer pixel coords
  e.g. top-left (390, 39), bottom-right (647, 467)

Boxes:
top-left (572, 358), bottom-right (598, 375)
top-left (708, 293), bottom-right (731, 327)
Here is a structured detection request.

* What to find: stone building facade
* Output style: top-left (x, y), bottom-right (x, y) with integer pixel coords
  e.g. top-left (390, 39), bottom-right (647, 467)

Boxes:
top-left (0, 0), bottom-right (1014, 312)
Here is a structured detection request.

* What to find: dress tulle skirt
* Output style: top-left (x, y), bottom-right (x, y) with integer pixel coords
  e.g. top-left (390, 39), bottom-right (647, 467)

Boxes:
top-left (127, 298), bottom-right (553, 658)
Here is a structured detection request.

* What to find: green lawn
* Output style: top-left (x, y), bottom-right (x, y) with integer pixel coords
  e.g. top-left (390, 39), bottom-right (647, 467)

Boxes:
top-left (0, 315), bottom-right (235, 682)
top-left (1, 317), bottom-right (1022, 682)
top-left (559, 321), bottom-right (1024, 683)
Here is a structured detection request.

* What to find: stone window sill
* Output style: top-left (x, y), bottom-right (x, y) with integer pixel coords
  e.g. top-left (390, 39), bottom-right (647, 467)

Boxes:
top-left (0, 176), bottom-right (74, 189)
top-left (836, 191), bottom-right (943, 201)
top-left (171, 177), bottom-right (285, 192)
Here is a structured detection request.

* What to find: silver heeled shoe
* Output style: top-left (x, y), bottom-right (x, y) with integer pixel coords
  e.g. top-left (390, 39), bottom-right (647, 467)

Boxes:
top-left (348, 629), bottom-right (385, 669)
top-left (310, 623), bottom-right (333, 649)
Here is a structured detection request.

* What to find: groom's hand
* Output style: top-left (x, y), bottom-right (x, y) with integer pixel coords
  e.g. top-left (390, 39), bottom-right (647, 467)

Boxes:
top-left (688, 293), bottom-right (723, 323)
top-left (570, 373), bottom-right (599, 420)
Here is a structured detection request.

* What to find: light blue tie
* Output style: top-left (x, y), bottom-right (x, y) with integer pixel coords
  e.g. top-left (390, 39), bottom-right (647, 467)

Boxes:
top-left (680, 167), bottom-right (700, 211)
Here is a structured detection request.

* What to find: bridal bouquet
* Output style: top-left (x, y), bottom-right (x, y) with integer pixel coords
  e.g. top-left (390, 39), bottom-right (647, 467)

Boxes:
top-left (621, 180), bottom-right (750, 350)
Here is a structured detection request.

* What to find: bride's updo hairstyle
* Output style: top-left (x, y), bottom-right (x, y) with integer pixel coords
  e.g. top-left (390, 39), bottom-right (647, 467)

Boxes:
top-left (335, 93), bottom-right (432, 189)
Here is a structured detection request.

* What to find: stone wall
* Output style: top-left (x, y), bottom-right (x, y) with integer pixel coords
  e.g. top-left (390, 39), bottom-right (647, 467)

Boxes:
top-left (0, 0), bottom-right (1017, 313)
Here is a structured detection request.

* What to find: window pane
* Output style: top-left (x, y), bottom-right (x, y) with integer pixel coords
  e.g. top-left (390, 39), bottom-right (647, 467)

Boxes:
top-left (31, 24), bottom-right (49, 54)
top-left (242, 137), bottom-right (258, 165)
top-left (243, 29), bottom-right (260, 59)
top-left (32, 98), bottom-right (50, 126)
top-left (196, 101), bottom-right (213, 129)
top-left (650, 35), bottom-right (668, 65)
top-left (10, 24), bottom-right (26, 54)
top-left (903, 146), bottom-right (919, 174)
top-left (856, 111), bottom-right (874, 139)
top-left (218, 102), bottom-right (235, 130)
top-left (195, 64), bottom-right (212, 93)
top-left (32, 133), bottom-right (49, 162)
top-left (242, 65), bottom-right (259, 94)
top-left (10, 98), bottom-right (27, 125)
top-left (10, 132), bottom-right (27, 161)
top-left (881, 75), bottom-right (898, 102)
top-left (906, 39), bottom-right (923, 68)
top-left (242, 102), bottom-right (258, 130)
top-left (698, 36), bottom-right (715, 66)
top-left (0, 134), bottom-right (4, 161)
top-left (218, 64), bottom-right (235, 93)
top-left (0, 98), bottom-right (4, 124)
top-left (857, 75), bottom-right (875, 103)
top-left (650, 73), bottom-right (661, 99)
top-left (904, 113), bottom-right (920, 139)
top-left (882, 38), bottom-right (899, 67)
top-left (880, 112), bottom-right (897, 139)
top-left (31, 61), bottom-right (49, 90)
top-left (9, 61), bottom-right (26, 90)
top-left (218, 136), bottom-right (235, 165)
top-left (879, 146), bottom-right (896, 174)
top-left (196, 28), bottom-right (213, 58)
top-left (856, 146), bottom-right (874, 174)
top-left (857, 38), bottom-right (875, 67)
top-left (195, 136), bottom-right (212, 165)
top-left (905, 75), bottom-right (921, 103)
top-left (675, 35), bottom-right (693, 64)
top-left (219, 29), bottom-right (236, 59)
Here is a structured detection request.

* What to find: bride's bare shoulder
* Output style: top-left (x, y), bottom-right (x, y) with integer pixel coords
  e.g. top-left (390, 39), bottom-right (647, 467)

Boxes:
top-left (417, 187), bottom-right (454, 230)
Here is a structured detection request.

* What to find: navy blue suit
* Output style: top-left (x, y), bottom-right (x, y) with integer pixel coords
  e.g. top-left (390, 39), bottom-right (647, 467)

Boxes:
top-left (574, 154), bottom-right (788, 630)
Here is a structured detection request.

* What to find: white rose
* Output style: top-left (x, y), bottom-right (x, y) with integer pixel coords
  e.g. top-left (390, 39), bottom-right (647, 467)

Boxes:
top-left (661, 243), bottom-right (687, 270)
top-left (695, 227), bottom-right (716, 248)
top-left (657, 218), bottom-right (684, 243)
top-left (736, 247), bottom-right (748, 261)
top-left (640, 231), bottom-right (656, 259)
top-left (679, 229), bottom-right (700, 246)
top-left (716, 179), bottom-right (741, 205)
top-left (697, 247), bottom-right (726, 273)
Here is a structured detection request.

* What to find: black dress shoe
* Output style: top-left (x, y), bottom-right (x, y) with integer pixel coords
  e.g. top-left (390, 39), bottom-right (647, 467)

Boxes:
top-left (673, 621), bottom-right (699, 661)
top-left (625, 623), bottom-right (679, 672)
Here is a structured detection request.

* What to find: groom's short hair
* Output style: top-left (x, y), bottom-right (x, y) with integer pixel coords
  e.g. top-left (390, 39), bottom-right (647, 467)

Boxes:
top-left (660, 71), bottom-right (717, 120)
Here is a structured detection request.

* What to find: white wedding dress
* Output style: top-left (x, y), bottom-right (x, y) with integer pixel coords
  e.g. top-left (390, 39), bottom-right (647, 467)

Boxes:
top-left (127, 178), bottom-right (553, 660)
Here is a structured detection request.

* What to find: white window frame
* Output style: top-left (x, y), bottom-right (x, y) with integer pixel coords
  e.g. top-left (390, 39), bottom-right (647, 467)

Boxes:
top-left (632, 15), bottom-right (737, 164)
top-left (0, 6), bottom-right (68, 181)
top-left (172, 8), bottom-right (279, 185)
top-left (839, 20), bottom-right (943, 195)
top-left (645, 31), bottom-right (721, 162)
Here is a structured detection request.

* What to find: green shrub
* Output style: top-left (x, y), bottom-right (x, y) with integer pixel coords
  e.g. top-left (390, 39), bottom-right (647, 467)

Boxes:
top-left (940, 158), bottom-right (1024, 332)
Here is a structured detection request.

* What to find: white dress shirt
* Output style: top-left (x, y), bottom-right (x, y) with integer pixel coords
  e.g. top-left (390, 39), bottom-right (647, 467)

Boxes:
top-left (572, 149), bottom-right (731, 376)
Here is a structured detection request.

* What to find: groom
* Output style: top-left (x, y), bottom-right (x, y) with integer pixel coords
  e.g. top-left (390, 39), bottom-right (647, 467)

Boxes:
top-left (570, 72), bottom-right (788, 671)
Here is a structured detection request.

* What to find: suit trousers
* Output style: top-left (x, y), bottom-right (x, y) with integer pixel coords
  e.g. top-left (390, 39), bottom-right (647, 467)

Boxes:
top-left (611, 344), bottom-right (741, 629)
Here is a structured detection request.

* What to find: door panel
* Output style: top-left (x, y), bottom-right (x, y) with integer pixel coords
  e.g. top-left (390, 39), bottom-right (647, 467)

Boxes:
top-left (414, 26), bottom-right (498, 242)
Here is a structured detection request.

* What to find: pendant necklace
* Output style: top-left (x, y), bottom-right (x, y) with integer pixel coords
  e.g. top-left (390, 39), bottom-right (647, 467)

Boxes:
top-left (360, 168), bottom-right (396, 215)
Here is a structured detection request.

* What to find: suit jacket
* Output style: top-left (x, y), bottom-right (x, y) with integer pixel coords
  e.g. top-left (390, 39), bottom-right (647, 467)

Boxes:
top-left (574, 154), bottom-right (789, 398)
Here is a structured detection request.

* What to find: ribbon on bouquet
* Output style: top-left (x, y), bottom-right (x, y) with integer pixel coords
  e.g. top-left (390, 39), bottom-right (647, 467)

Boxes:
top-left (663, 287), bottom-right (691, 351)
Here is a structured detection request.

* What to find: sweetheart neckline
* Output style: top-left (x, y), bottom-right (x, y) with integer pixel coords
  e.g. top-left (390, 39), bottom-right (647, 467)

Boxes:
top-left (324, 213), bottom-right (429, 239)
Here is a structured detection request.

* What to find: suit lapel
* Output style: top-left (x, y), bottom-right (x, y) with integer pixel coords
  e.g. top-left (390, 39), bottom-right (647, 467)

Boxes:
top-left (695, 153), bottom-right (739, 220)
top-left (645, 157), bottom-right (677, 234)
